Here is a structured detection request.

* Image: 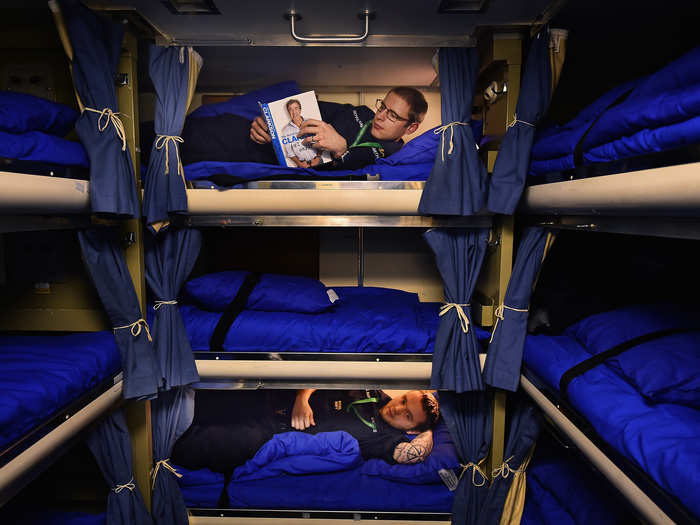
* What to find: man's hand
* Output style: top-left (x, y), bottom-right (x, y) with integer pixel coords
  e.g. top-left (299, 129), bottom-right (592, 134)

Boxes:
top-left (393, 430), bottom-right (433, 464)
top-left (291, 388), bottom-right (317, 430)
top-left (250, 116), bottom-right (272, 144)
top-left (298, 119), bottom-right (348, 158)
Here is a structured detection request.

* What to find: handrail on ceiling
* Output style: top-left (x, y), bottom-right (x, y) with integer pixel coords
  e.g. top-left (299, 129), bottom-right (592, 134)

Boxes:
top-left (285, 9), bottom-right (375, 43)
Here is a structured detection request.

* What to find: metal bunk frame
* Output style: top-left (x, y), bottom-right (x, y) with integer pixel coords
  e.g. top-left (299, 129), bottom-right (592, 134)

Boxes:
top-left (0, 31), bottom-right (151, 508)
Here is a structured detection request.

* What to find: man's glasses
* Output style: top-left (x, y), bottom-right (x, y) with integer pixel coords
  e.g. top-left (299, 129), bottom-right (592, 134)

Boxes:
top-left (375, 99), bottom-right (412, 123)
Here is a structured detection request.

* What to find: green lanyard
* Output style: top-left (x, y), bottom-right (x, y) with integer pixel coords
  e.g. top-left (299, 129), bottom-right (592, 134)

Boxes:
top-left (349, 120), bottom-right (384, 152)
top-left (346, 397), bottom-right (378, 431)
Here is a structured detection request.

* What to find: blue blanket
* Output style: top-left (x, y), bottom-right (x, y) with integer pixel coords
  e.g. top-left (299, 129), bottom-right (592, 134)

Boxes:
top-left (0, 129), bottom-right (88, 167)
top-left (182, 286), bottom-right (443, 353)
top-left (0, 331), bottom-right (120, 451)
top-left (523, 306), bottom-right (700, 518)
top-left (529, 45), bottom-right (700, 177)
top-left (183, 126), bottom-right (440, 183)
top-left (233, 431), bottom-right (362, 481)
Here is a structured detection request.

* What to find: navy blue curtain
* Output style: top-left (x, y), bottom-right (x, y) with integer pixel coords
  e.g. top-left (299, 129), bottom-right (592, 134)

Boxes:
top-left (58, 0), bottom-right (139, 218)
top-left (419, 48), bottom-right (487, 216)
top-left (143, 46), bottom-right (201, 231)
top-left (440, 391), bottom-right (493, 525)
top-left (86, 410), bottom-right (153, 525)
top-left (487, 30), bottom-right (552, 214)
top-left (151, 387), bottom-right (194, 525)
top-left (425, 228), bottom-right (489, 392)
top-left (79, 229), bottom-right (161, 399)
top-left (144, 227), bottom-right (201, 390)
top-left (476, 397), bottom-right (541, 525)
top-left (483, 227), bottom-right (552, 391)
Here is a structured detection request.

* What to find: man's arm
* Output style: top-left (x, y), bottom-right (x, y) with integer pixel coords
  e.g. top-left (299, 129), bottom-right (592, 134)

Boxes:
top-left (291, 388), bottom-right (317, 430)
top-left (393, 430), bottom-right (433, 464)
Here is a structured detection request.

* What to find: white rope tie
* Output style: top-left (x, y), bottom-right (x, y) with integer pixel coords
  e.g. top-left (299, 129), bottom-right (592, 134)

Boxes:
top-left (113, 318), bottom-right (152, 342)
top-left (84, 107), bottom-right (128, 151)
top-left (440, 303), bottom-right (471, 334)
top-left (151, 458), bottom-right (182, 489)
top-left (489, 304), bottom-right (530, 343)
top-left (507, 113), bottom-right (536, 130)
top-left (155, 135), bottom-right (184, 177)
top-left (433, 121), bottom-right (469, 162)
top-left (458, 462), bottom-right (488, 487)
top-left (492, 456), bottom-right (525, 479)
top-left (112, 478), bottom-right (136, 494)
top-left (153, 299), bottom-right (178, 310)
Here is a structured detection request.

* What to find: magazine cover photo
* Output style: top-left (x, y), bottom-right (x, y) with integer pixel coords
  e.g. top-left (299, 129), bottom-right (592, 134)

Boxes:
top-left (260, 90), bottom-right (332, 168)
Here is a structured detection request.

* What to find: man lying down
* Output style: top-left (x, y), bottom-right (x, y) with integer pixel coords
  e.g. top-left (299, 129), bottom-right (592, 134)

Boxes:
top-left (171, 388), bottom-right (440, 474)
top-left (180, 87), bottom-right (428, 171)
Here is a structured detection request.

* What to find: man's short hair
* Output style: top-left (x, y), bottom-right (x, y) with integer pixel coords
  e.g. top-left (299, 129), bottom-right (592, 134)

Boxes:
top-left (415, 390), bottom-right (440, 432)
top-left (286, 99), bottom-right (301, 112)
top-left (388, 86), bottom-right (428, 123)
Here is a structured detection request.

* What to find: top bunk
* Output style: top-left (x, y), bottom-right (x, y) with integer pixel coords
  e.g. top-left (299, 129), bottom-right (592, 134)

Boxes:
top-left (1, 0), bottom-right (699, 231)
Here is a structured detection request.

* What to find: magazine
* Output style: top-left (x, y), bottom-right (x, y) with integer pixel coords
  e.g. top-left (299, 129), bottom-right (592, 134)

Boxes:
top-left (259, 90), bottom-right (332, 168)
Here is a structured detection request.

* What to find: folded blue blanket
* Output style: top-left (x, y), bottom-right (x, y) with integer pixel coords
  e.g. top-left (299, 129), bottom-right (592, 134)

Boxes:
top-left (233, 431), bottom-right (362, 481)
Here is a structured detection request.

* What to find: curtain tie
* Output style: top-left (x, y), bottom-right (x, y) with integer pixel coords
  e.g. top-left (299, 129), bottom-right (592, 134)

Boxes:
top-left (440, 303), bottom-right (471, 334)
top-left (489, 304), bottom-right (530, 342)
top-left (153, 299), bottom-right (178, 310)
top-left (112, 477), bottom-right (136, 494)
top-left (113, 318), bottom-right (152, 342)
top-left (506, 114), bottom-right (535, 130)
top-left (458, 461), bottom-right (488, 487)
top-left (434, 121), bottom-right (469, 162)
top-left (84, 107), bottom-right (128, 151)
top-left (151, 458), bottom-right (182, 489)
top-left (492, 455), bottom-right (524, 479)
top-left (155, 134), bottom-right (184, 177)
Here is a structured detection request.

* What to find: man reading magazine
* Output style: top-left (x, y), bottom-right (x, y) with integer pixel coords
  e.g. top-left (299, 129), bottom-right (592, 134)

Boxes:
top-left (181, 87), bottom-right (427, 171)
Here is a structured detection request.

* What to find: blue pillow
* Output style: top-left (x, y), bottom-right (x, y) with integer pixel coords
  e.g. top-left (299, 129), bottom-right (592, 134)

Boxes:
top-left (185, 270), bottom-right (338, 313)
top-left (360, 417), bottom-right (459, 484)
top-left (566, 304), bottom-right (700, 408)
top-left (0, 91), bottom-right (78, 136)
top-left (188, 81), bottom-right (300, 122)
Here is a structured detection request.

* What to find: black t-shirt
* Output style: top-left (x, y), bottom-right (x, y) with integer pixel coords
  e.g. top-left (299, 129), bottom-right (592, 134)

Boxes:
top-left (316, 102), bottom-right (404, 171)
top-left (303, 390), bottom-right (409, 464)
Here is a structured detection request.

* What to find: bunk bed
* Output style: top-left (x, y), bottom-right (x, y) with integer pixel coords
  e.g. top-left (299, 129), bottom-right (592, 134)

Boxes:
top-left (513, 44), bottom-right (700, 524)
top-left (520, 304), bottom-right (700, 524)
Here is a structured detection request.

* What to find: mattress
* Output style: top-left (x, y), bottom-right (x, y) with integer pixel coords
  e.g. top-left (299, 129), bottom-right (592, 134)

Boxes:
top-left (529, 45), bottom-right (700, 179)
top-left (182, 286), bottom-right (490, 354)
top-left (522, 305), bottom-right (700, 519)
top-left (0, 331), bottom-right (120, 455)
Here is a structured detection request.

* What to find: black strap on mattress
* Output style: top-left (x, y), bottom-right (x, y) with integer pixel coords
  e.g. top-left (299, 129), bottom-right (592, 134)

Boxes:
top-left (559, 326), bottom-right (698, 400)
top-left (573, 87), bottom-right (635, 167)
top-left (209, 272), bottom-right (261, 351)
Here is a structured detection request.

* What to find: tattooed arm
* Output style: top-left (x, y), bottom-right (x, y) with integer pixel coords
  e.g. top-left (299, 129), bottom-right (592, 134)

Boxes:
top-left (393, 430), bottom-right (433, 464)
